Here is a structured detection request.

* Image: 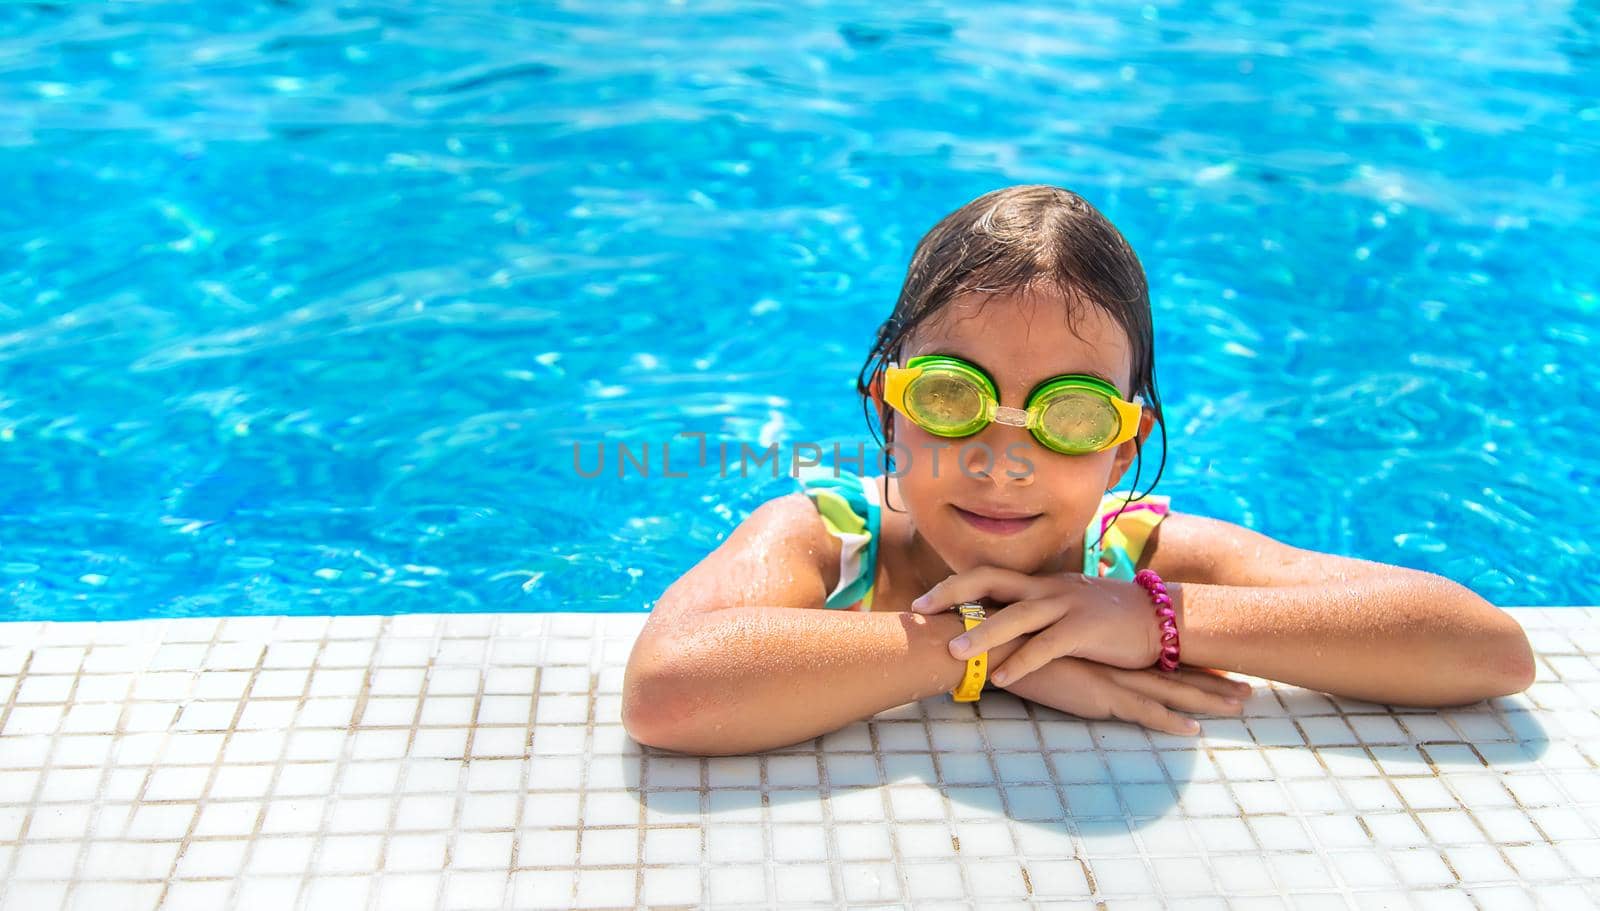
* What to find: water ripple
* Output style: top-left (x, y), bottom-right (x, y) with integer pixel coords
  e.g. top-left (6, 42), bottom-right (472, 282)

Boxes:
top-left (0, 0), bottom-right (1595, 618)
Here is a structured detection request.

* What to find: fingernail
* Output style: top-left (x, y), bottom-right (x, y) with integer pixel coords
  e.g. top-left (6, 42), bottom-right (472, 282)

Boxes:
top-left (911, 595), bottom-right (929, 609)
top-left (1184, 720), bottom-right (1201, 733)
top-left (1224, 696), bottom-right (1242, 705)
top-left (990, 670), bottom-right (1009, 686)
top-left (949, 635), bottom-right (970, 657)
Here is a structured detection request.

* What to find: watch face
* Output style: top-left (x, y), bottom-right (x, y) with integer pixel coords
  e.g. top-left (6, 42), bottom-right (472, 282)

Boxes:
top-left (956, 601), bottom-right (986, 619)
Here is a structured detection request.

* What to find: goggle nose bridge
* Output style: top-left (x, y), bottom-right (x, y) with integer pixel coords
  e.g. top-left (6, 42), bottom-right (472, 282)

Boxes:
top-left (992, 405), bottom-right (1029, 427)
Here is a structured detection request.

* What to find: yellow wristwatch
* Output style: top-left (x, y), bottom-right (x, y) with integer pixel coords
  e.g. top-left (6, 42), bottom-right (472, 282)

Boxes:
top-left (949, 601), bottom-right (988, 702)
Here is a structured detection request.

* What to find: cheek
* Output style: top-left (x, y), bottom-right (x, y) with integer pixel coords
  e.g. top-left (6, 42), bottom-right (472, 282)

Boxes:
top-left (889, 422), bottom-right (964, 480)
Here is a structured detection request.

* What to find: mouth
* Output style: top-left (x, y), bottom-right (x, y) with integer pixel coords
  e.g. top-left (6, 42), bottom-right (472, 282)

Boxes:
top-left (952, 504), bottom-right (1043, 536)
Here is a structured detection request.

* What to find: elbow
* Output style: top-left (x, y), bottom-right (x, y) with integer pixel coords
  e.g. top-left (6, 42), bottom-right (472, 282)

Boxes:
top-left (621, 679), bottom-right (692, 754)
top-left (1456, 622), bottom-right (1537, 704)
top-left (1486, 605), bottom-right (1537, 698)
top-left (621, 654), bottom-right (690, 753)
top-left (620, 641), bottom-right (721, 756)
top-left (1456, 595), bottom-right (1538, 702)
top-left (620, 619), bottom-right (693, 752)
top-left (1493, 627), bottom-right (1538, 698)
top-left (622, 683), bottom-right (738, 756)
top-left (1400, 611), bottom-right (1537, 708)
top-left (619, 672), bottom-right (663, 747)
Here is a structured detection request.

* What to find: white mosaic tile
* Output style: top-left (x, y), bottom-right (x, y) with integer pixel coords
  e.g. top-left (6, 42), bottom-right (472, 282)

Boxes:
top-left (0, 608), bottom-right (1592, 908)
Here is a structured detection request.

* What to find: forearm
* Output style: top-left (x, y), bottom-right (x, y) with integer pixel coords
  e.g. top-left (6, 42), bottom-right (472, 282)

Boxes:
top-left (624, 607), bottom-right (1007, 756)
top-left (1168, 572), bottom-right (1536, 706)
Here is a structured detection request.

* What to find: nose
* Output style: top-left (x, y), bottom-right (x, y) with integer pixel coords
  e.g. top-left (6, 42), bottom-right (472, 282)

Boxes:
top-left (958, 423), bottom-right (1036, 486)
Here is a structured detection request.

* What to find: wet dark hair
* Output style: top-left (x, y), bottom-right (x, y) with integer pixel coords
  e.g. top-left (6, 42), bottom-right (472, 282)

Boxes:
top-left (856, 184), bottom-right (1168, 550)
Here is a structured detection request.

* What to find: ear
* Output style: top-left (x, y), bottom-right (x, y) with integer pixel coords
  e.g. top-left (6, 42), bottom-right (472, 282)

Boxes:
top-left (867, 373), bottom-right (885, 408)
top-left (1106, 408), bottom-right (1156, 488)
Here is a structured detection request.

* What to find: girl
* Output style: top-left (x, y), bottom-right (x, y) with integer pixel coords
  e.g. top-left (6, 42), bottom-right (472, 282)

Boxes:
top-left (621, 185), bottom-right (1535, 757)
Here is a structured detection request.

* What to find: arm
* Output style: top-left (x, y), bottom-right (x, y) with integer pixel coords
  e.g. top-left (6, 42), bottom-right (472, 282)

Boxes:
top-left (621, 492), bottom-right (1024, 756)
top-left (628, 606), bottom-right (1023, 756)
top-left (1145, 511), bottom-right (1537, 706)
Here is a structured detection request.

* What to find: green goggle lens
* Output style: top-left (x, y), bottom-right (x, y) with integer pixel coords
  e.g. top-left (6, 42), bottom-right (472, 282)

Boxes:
top-left (1035, 389), bottom-right (1121, 453)
top-left (905, 373), bottom-right (988, 436)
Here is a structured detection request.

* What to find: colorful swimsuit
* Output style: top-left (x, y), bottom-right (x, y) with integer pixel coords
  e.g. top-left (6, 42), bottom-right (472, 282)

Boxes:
top-left (794, 466), bottom-right (1172, 612)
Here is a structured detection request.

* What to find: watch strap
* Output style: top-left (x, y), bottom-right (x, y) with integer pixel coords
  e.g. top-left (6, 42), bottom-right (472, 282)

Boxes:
top-left (950, 602), bottom-right (988, 702)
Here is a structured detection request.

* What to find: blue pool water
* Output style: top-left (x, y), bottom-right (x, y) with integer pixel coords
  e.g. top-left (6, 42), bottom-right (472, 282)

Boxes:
top-left (1, 2), bottom-right (1596, 621)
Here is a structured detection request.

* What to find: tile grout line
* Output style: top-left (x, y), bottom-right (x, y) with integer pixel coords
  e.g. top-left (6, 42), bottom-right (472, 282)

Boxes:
top-left (1336, 683), bottom-right (1463, 898)
top-left (1437, 739), bottom-right (1582, 893)
top-left (372, 618), bottom-right (440, 911)
top-left (633, 743), bottom-right (662, 908)
top-left (862, 711), bottom-right (907, 906)
top-left (1199, 685), bottom-right (1345, 906)
top-left (527, 657), bottom-right (583, 905)
top-left (1239, 692), bottom-right (1410, 904)
top-left (438, 619), bottom-right (491, 909)
top-left (53, 625), bottom-right (185, 903)
top-left (508, 622), bottom-right (546, 908)
top-left (810, 728), bottom-right (841, 909)
top-left (0, 648), bottom-right (39, 891)
top-left (1088, 712), bottom-right (1142, 903)
top-left (971, 698), bottom-right (1027, 905)
top-left (1262, 685), bottom-right (1363, 909)
top-left (1022, 690), bottom-right (1095, 903)
top-left (156, 619), bottom-right (270, 908)
top-left (921, 694), bottom-right (977, 906)
top-left (557, 619), bottom-right (589, 909)
top-left (296, 617), bottom-right (380, 910)
top-left (224, 622), bottom-right (331, 911)
top-left (1199, 698), bottom-right (1307, 904)
top-left (1265, 688), bottom-right (1563, 901)
top-left (334, 621), bottom-right (389, 904)
top-left (696, 734), bottom-right (709, 908)
top-left (582, 620), bottom-right (610, 910)
top-left (759, 749), bottom-right (777, 911)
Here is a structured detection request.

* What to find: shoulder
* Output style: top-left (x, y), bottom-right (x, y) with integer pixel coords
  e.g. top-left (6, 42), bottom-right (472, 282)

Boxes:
top-left (707, 492), bottom-right (844, 593)
top-left (1139, 509), bottom-right (1393, 586)
top-left (644, 492), bottom-right (841, 633)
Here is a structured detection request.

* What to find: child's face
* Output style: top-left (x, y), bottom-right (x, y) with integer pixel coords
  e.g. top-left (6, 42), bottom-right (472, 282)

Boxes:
top-left (891, 285), bottom-right (1153, 577)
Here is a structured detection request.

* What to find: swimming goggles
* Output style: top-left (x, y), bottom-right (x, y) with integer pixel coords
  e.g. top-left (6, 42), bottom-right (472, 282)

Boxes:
top-left (881, 354), bottom-right (1143, 455)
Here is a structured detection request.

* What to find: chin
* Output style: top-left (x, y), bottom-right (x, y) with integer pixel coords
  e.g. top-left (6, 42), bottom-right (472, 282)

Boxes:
top-left (943, 540), bottom-right (1061, 576)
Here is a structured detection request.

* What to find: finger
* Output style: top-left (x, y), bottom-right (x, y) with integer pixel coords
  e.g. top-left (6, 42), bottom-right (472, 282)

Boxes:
top-left (948, 598), bottom-right (1065, 661)
top-left (1184, 669), bottom-right (1254, 688)
top-left (985, 619), bottom-right (1076, 687)
top-left (1164, 667), bottom-right (1253, 701)
top-left (1184, 666), bottom-right (1256, 697)
top-left (911, 565), bottom-right (1051, 613)
top-left (1110, 668), bottom-right (1245, 717)
top-left (1110, 688), bottom-right (1202, 736)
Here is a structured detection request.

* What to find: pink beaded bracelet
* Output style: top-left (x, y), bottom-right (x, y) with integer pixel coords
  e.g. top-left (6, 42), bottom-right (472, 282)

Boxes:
top-left (1134, 569), bottom-right (1181, 672)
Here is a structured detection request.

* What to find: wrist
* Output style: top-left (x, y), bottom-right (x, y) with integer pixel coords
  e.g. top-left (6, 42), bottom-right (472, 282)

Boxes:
top-left (1164, 580), bottom-right (1206, 668)
top-left (917, 610), bottom-right (976, 693)
top-left (928, 607), bottom-right (1019, 696)
top-left (1131, 570), bottom-right (1182, 672)
top-left (1167, 581), bottom-right (1185, 637)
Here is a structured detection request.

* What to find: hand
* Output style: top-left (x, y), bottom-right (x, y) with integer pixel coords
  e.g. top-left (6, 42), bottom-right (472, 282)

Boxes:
top-left (911, 565), bottom-right (1167, 687)
top-left (997, 652), bottom-right (1252, 736)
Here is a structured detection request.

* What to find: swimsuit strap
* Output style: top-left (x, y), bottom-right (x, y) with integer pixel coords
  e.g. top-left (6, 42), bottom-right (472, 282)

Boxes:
top-left (795, 466), bottom-right (881, 610)
top-left (1085, 490), bottom-right (1173, 580)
